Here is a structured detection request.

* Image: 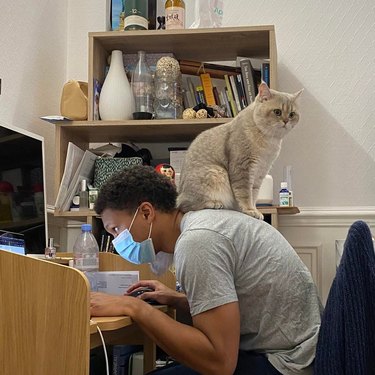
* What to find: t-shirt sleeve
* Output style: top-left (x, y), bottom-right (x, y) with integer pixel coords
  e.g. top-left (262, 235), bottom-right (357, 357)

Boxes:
top-left (175, 228), bottom-right (239, 316)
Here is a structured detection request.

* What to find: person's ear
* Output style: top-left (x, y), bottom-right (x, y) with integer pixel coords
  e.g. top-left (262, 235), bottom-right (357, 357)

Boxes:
top-left (139, 202), bottom-right (155, 222)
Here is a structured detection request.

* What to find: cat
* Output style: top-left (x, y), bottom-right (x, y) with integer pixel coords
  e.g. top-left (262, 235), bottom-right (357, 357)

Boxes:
top-left (177, 82), bottom-right (303, 220)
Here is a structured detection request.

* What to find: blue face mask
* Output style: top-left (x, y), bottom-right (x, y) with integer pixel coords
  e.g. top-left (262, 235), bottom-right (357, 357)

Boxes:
top-left (112, 207), bottom-right (156, 265)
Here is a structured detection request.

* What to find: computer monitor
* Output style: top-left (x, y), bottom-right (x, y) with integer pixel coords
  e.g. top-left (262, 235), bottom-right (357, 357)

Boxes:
top-left (0, 120), bottom-right (48, 253)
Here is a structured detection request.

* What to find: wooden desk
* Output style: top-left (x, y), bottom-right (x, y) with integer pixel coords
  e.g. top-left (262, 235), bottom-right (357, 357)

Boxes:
top-left (90, 305), bottom-right (172, 373)
top-left (0, 250), bottom-right (173, 375)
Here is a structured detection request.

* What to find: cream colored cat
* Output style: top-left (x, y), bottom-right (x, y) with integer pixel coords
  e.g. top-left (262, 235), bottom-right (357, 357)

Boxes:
top-left (177, 82), bottom-right (303, 219)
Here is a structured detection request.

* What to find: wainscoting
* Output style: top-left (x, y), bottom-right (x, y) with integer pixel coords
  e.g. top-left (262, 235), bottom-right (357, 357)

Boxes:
top-left (278, 207), bottom-right (375, 304)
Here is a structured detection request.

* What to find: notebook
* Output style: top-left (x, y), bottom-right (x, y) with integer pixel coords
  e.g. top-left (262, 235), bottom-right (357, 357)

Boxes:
top-left (0, 230), bottom-right (26, 255)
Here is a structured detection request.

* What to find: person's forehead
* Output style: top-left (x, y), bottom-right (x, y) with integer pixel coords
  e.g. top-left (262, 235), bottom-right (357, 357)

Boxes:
top-left (101, 208), bottom-right (132, 225)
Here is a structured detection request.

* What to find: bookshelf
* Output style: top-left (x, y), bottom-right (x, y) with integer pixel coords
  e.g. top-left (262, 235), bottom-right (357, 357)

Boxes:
top-left (54, 25), bottom-right (286, 234)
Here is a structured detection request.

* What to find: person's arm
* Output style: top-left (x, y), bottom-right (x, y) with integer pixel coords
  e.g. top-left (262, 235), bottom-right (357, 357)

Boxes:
top-left (90, 294), bottom-right (240, 375)
top-left (127, 279), bottom-right (190, 313)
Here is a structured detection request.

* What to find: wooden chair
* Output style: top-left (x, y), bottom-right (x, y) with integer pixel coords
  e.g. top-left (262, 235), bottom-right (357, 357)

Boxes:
top-left (0, 249), bottom-right (91, 375)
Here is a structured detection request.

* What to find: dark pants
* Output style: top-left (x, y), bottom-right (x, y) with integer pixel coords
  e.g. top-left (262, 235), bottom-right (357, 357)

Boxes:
top-left (148, 351), bottom-right (282, 375)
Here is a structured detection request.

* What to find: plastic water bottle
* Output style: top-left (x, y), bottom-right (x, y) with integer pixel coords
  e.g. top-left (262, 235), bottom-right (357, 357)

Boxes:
top-left (73, 223), bottom-right (99, 291)
top-left (279, 182), bottom-right (290, 207)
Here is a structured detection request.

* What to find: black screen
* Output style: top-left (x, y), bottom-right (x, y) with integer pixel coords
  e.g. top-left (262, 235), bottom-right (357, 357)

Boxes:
top-left (0, 123), bottom-right (47, 253)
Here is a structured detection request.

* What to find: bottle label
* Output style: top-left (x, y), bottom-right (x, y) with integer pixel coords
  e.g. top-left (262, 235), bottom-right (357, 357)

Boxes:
top-left (74, 254), bottom-right (99, 271)
top-left (165, 7), bottom-right (185, 29)
top-left (124, 15), bottom-right (148, 30)
top-left (279, 192), bottom-right (290, 206)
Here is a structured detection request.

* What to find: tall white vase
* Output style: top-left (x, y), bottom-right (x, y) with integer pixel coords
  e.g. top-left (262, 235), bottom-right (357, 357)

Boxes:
top-left (99, 50), bottom-right (135, 120)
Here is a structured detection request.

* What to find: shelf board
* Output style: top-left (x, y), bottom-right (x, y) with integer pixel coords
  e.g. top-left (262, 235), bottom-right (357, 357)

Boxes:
top-left (55, 118), bottom-right (230, 143)
top-left (89, 26), bottom-right (274, 61)
top-left (257, 206), bottom-right (300, 215)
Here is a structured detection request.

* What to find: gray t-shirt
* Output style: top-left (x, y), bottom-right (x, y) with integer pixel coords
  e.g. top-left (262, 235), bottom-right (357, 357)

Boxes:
top-left (175, 209), bottom-right (322, 375)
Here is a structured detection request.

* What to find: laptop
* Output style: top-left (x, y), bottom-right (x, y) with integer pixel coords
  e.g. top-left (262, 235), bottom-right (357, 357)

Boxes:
top-left (0, 230), bottom-right (26, 255)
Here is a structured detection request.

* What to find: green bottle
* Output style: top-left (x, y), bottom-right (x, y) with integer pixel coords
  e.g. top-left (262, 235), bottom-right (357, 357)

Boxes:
top-left (124, 0), bottom-right (149, 30)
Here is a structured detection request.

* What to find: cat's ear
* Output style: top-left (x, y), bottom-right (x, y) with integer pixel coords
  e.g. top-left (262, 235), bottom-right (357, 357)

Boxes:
top-left (258, 81), bottom-right (272, 102)
top-left (292, 89), bottom-right (304, 101)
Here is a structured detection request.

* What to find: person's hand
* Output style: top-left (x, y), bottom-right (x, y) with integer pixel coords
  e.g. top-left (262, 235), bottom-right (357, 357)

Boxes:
top-left (90, 291), bottom-right (141, 317)
top-left (127, 280), bottom-right (187, 309)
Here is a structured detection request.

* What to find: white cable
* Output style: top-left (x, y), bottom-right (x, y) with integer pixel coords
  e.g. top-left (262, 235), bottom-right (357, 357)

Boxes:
top-left (92, 321), bottom-right (109, 375)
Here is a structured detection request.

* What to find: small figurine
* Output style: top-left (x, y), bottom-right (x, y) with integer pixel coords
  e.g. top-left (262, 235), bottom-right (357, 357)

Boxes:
top-left (155, 163), bottom-right (175, 183)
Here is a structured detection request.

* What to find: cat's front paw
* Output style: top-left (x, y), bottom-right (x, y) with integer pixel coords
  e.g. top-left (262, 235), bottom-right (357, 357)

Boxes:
top-left (242, 208), bottom-right (264, 220)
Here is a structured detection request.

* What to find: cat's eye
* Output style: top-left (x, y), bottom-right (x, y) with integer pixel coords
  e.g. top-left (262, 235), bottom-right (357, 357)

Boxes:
top-left (289, 112), bottom-right (296, 118)
top-left (273, 109), bottom-right (282, 116)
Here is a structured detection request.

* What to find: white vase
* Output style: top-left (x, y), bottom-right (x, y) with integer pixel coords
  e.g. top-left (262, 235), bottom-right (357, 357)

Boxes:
top-left (99, 50), bottom-right (135, 120)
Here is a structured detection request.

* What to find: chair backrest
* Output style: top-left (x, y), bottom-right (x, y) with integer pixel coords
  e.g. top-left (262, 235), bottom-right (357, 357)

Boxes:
top-left (0, 250), bottom-right (90, 375)
top-left (99, 252), bottom-right (176, 290)
top-left (315, 220), bottom-right (375, 374)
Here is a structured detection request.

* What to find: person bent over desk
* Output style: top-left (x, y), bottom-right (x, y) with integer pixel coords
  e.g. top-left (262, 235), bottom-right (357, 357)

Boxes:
top-left (90, 166), bottom-right (322, 375)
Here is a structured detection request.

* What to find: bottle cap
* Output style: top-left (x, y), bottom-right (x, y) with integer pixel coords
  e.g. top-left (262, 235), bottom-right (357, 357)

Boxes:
top-left (48, 238), bottom-right (54, 247)
top-left (81, 179), bottom-right (87, 191)
top-left (82, 223), bottom-right (92, 231)
top-left (280, 182), bottom-right (288, 189)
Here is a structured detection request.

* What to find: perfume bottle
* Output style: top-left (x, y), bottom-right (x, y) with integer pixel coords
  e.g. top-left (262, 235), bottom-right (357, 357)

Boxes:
top-left (45, 238), bottom-right (56, 259)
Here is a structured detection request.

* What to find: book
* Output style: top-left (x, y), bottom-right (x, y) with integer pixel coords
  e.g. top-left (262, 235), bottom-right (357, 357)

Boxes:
top-left (195, 85), bottom-right (206, 105)
top-left (239, 58), bottom-right (257, 105)
top-left (224, 75), bottom-right (238, 117)
top-left (219, 88), bottom-right (233, 117)
top-left (186, 77), bottom-right (198, 106)
top-left (261, 61), bottom-right (270, 86)
top-left (229, 75), bottom-right (242, 112)
top-left (235, 74), bottom-right (248, 109)
top-left (200, 73), bottom-right (216, 106)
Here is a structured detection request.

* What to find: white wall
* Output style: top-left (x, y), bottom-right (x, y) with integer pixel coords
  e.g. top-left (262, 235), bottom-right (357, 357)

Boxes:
top-left (0, 0), bottom-right (68, 204)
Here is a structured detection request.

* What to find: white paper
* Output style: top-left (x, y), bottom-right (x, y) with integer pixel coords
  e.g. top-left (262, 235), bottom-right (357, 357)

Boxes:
top-left (40, 115), bottom-right (72, 122)
top-left (54, 142), bottom-right (85, 210)
top-left (96, 271), bottom-right (139, 295)
top-left (61, 149), bottom-right (98, 211)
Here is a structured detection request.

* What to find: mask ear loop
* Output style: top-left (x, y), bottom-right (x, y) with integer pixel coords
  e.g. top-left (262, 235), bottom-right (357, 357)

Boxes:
top-left (128, 207), bottom-right (140, 232)
top-left (148, 222), bottom-right (153, 239)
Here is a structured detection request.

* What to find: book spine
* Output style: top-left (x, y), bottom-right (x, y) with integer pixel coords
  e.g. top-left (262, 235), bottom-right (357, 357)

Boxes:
top-left (240, 59), bottom-right (256, 104)
top-left (212, 86), bottom-right (221, 106)
top-left (261, 61), bottom-right (270, 86)
top-left (220, 89), bottom-right (233, 117)
top-left (186, 77), bottom-right (198, 106)
top-left (229, 75), bottom-right (242, 112)
top-left (196, 85), bottom-right (206, 104)
top-left (235, 74), bottom-right (248, 109)
top-left (224, 75), bottom-right (238, 116)
top-left (200, 73), bottom-right (216, 106)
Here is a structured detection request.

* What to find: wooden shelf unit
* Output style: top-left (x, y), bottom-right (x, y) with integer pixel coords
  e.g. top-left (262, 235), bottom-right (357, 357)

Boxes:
top-left (54, 25), bottom-right (279, 231)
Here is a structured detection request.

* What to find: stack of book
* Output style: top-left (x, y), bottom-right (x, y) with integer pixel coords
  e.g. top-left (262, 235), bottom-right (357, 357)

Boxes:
top-left (179, 58), bottom-right (270, 118)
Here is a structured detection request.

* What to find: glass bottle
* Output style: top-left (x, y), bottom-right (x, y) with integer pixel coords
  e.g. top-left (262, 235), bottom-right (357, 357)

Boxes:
top-left (124, 0), bottom-right (149, 30)
top-left (154, 69), bottom-right (183, 119)
top-left (45, 238), bottom-right (56, 259)
top-left (165, 0), bottom-right (185, 29)
top-left (131, 51), bottom-right (154, 120)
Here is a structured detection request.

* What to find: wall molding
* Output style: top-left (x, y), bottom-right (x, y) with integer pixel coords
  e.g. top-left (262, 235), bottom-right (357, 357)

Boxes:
top-left (279, 207), bottom-right (375, 227)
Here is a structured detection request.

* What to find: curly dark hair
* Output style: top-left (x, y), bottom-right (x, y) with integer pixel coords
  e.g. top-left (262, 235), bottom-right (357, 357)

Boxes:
top-left (95, 165), bottom-right (177, 214)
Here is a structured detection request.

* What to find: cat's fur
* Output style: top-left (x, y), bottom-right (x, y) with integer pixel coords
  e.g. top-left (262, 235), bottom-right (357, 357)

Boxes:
top-left (177, 82), bottom-right (303, 219)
